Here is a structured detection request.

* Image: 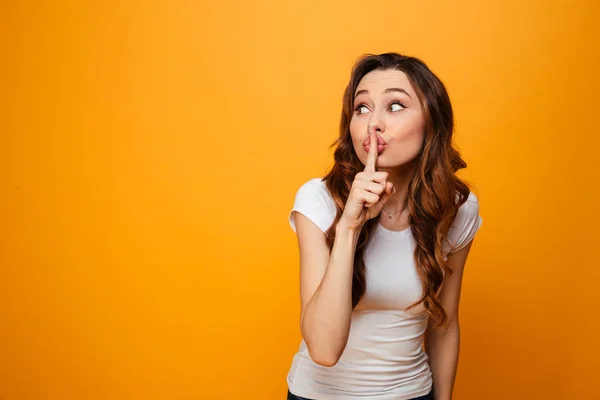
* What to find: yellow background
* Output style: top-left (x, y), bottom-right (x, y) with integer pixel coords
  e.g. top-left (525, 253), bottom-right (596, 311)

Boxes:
top-left (2, 1), bottom-right (599, 399)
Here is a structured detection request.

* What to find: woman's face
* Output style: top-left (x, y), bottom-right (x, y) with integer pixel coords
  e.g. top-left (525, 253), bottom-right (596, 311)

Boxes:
top-left (350, 68), bottom-right (426, 170)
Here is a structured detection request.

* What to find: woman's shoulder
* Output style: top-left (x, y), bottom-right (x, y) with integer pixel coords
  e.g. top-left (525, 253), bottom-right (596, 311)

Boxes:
top-left (446, 190), bottom-right (483, 254)
top-left (295, 177), bottom-right (334, 202)
top-left (289, 177), bottom-right (337, 233)
top-left (454, 191), bottom-right (480, 223)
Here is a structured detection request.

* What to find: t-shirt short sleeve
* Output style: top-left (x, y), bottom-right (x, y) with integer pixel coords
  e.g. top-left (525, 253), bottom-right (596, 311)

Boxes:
top-left (445, 191), bottom-right (483, 255)
top-left (289, 178), bottom-right (337, 233)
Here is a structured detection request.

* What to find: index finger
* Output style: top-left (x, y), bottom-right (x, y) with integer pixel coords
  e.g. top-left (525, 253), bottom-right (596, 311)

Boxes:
top-left (364, 130), bottom-right (378, 172)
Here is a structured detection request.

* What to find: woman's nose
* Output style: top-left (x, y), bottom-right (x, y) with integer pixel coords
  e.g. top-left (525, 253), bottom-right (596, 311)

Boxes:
top-left (368, 121), bottom-right (384, 135)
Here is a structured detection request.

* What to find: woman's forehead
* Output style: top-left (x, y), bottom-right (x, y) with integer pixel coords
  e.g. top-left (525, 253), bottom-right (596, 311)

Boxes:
top-left (355, 69), bottom-right (413, 95)
top-left (356, 69), bottom-right (412, 94)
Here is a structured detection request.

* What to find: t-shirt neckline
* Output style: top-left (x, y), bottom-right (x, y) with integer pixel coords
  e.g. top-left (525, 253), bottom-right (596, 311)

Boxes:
top-left (376, 222), bottom-right (412, 241)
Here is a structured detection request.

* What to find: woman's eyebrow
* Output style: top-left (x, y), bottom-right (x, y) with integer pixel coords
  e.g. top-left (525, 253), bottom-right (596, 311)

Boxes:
top-left (354, 88), bottom-right (413, 100)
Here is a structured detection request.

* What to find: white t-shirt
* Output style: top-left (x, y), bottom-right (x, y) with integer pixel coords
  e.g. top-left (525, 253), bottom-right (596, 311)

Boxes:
top-left (286, 177), bottom-right (483, 400)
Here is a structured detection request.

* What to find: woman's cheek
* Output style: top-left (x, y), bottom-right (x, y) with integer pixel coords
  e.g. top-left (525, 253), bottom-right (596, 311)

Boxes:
top-left (349, 122), bottom-right (363, 143)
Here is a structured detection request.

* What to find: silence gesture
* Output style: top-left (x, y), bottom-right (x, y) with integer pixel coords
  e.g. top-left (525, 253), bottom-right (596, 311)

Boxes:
top-left (340, 130), bottom-right (395, 231)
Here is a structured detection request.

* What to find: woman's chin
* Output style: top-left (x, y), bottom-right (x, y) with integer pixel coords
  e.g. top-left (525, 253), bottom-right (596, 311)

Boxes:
top-left (376, 155), bottom-right (419, 170)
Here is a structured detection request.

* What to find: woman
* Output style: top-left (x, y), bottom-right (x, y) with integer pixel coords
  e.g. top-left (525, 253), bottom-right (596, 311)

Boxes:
top-left (286, 52), bottom-right (483, 400)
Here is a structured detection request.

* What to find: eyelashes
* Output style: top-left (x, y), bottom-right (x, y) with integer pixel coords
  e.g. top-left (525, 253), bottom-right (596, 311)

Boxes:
top-left (354, 100), bottom-right (406, 115)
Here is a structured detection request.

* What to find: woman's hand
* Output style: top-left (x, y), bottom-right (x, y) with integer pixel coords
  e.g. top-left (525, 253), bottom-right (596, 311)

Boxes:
top-left (340, 130), bottom-right (395, 231)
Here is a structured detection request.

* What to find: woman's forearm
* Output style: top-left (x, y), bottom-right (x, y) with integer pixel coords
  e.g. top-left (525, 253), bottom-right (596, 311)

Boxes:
top-left (425, 322), bottom-right (460, 400)
top-left (301, 221), bottom-right (361, 367)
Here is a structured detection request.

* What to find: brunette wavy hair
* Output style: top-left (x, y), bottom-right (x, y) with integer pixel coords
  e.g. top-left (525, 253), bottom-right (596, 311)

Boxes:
top-left (322, 52), bottom-right (471, 326)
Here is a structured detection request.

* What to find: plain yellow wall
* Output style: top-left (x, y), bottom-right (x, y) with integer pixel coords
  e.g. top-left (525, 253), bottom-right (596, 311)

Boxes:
top-left (2, 1), bottom-right (599, 399)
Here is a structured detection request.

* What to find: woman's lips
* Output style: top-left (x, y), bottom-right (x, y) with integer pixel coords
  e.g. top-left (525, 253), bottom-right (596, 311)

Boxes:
top-left (363, 135), bottom-right (387, 146)
top-left (364, 143), bottom-right (386, 154)
top-left (363, 135), bottom-right (387, 154)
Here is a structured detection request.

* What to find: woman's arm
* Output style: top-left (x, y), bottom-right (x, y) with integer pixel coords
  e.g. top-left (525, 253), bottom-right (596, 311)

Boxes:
top-left (292, 212), bottom-right (360, 367)
top-left (424, 240), bottom-right (475, 400)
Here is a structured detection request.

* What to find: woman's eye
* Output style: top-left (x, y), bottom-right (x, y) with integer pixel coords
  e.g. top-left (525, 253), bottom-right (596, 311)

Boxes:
top-left (390, 102), bottom-right (405, 112)
top-left (355, 102), bottom-right (404, 114)
top-left (356, 105), bottom-right (369, 114)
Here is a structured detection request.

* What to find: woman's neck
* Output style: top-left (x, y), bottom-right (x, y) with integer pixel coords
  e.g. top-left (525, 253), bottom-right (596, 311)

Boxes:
top-left (378, 163), bottom-right (417, 212)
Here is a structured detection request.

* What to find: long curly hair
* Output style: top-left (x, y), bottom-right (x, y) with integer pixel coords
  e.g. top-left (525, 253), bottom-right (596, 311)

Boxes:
top-left (322, 52), bottom-right (471, 326)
